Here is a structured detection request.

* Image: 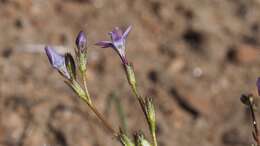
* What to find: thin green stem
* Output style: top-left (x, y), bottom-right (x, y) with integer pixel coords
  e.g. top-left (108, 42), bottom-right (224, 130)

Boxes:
top-left (82, 94), bottom-right (118, 137)
top-left (130, 85), bottom-right (146, 117)
top-left (81, 72), bottom-right (118, 137)
top-left (88, 102), bottom-right (118, 137)
top-left (130, 84), bottom-right (158, 146)
top-left (82, 73), bottom-right (91, 100)
top-left (131, 84), bottom-right (141, 100)
top-left (152, 132), bottom-right (158, 146)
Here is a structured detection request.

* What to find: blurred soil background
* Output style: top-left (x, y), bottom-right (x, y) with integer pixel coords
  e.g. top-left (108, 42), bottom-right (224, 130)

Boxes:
top-left (1, 0), bottom-right (260, 146)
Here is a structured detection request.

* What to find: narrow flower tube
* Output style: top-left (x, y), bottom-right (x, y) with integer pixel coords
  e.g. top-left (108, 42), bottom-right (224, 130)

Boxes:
top-left (45, 46), bottom-right (70, 79)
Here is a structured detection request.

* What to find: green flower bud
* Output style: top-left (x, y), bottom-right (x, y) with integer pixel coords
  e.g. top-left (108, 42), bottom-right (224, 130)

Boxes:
top-left (119, 130), bottom-right (135, 146)
top-left (75, 31), bottom-right (88, 75)
top-left (240, 94), bottom-right (257, 110)
top-left (65, 53), bottom-right (76, 80)
top-left (125, 64), bottom-right (137, 91)
top-left (145, 97), bottom-right (156, 136)
top-left (134, 132), bottom-right (152, 146)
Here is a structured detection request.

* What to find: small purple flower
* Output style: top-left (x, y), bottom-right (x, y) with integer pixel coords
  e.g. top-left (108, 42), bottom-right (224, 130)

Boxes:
top-left (96, 25), bottom-right (132, 65)
top-left (257, 77), bottom-right (260, 96)
top-left (76, 31), bottom-right (87, 53)
top-left (45, 46), bottom-right (70, 79)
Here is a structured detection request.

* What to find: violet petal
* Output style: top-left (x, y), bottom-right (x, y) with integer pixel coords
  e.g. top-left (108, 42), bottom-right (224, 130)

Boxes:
top-left (123, 25), bottom-right (132, 39)
top-left (75, 31), bottom-right (87, 52)
top-left (95, 41), bottom-right (114, 48)
top-left (110, 27), bottom-right (123, 42)
top-left (44, 46), bottom-right (70, 79)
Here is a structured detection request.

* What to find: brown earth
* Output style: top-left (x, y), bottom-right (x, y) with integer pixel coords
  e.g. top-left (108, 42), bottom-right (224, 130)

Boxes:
top-left (1, 0), bottom-right (260, 146)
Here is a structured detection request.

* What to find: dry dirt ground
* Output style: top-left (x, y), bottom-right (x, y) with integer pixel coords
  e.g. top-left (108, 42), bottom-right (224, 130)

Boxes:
top-left (1, 0), bottom-right (260, 146)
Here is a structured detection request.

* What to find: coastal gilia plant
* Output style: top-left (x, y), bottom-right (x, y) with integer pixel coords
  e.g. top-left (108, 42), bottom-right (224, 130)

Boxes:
top-left (45, 26), bottom-right (158, 146)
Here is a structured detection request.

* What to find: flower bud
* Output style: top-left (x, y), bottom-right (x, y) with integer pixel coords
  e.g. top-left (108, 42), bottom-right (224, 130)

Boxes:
top-left (76, 31), bottom-right (87, 53)
top-left (118, 130), bottom-right (135, 146)
top-left (240, 94), bottom-right (252, 106)
top-left (45, 46), bottom-right (70, 79)
top-left (75, 31), bottom-right (88, 74)
top-left (144, 97), bottom-right (156, 136)
top-left (134, 132), bottom-right (152, 146)
top-left (240, 94), bottom-right (258, 111)
top-left (65, 53), bottom-right (76, 80)
top-left (125, 64), bottom-right (136, 88)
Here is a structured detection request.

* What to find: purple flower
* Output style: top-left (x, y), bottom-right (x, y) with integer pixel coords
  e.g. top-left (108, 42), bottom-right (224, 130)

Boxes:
top-left (257, 77), bottom-right (260, 96)
top-left (96, 25), bottom-right (132, 65)
top-left (45, 46), bottom-right (70, 79)
top-left (75, 31), bottom-right (87, 53)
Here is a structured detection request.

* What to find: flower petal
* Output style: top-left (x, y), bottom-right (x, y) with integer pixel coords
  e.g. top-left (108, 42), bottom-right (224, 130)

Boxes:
top-left (123, 25), bottom-right (132, 39)
top-left (45, 46), bottom-right (70, 79)
top-left (110, 27), bottom-right (123, 42)
top-left (96, 26), bottom-right (132, 65)
top-left (45, 46), bottom-right (64, 68)
top-left (95, 41), bottom-right (114, 48)
top-left (75, 31), bottom-right (87, 52)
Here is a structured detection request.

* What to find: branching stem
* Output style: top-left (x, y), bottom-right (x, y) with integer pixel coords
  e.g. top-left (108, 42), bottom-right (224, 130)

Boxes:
top-left (81, 72), bottom-right (118, 137)
top-left (130, 83), bottom-right (158, 146)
